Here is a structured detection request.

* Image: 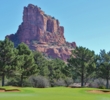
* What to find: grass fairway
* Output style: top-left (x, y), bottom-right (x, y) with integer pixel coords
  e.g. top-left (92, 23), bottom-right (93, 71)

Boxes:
top-left (0, 87), bottom-right (110, 100)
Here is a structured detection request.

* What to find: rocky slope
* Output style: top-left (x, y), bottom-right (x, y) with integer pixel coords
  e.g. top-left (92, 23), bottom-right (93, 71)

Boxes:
top-left (6, 4), bottom-right (76, 61)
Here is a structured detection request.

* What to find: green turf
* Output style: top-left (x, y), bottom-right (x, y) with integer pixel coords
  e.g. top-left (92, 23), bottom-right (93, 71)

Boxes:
top-left (0, 87), bottom-right (110, 100)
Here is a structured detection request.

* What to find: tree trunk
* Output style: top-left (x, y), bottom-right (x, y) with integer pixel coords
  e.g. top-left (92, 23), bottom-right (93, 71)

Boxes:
top-left (106, 77), bottom-right (109, 89)
top-left (81, 65), bottom-right (84, 87)
top-left (20, 75), bottom-right (23, 87)
top-left (81, 72), bottom-right (84, 87)
top-left (106, 67), bottom-right (109, 89)
top-left (2, 74), bottom-right (5, 86)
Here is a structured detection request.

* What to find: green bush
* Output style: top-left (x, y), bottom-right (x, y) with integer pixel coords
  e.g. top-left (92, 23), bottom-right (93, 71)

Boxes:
top-left (6, 77), bottom-right (32, 87)
top-left (98, 85), bottom-right (106, 89)
top-left (6, 77), bottom-right (20, 86)
top-left (65, 78), bottom-right (73, 87)
top-left (50, 79), bottom-right (66, 87)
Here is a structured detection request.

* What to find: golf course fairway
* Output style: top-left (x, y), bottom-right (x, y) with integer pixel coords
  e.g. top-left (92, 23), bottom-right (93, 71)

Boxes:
top-left (0, 87), bottom-right (110, 100)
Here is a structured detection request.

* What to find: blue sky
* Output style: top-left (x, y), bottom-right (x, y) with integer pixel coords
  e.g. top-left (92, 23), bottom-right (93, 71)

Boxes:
top-left (0, 0), bottom-right (110, 54)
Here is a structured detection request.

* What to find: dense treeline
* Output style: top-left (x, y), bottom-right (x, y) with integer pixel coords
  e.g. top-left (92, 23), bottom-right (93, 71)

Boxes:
top-left (67, 47), bottom-right (110, 89)
top-left (0, 38), bottom-right (72, 87)
top-left (0, 38), bottom-right (110, 89)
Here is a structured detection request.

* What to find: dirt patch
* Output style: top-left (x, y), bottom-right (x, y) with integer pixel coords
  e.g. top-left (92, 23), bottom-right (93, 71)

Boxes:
top-left (0, 88), bottom-right (5, 92)
top-left (88, 90), bottom-right (110, 94)
top-left (0, 88), bottom-right (20, 92)
top-left (5, 89), bottom-right (20, 92)
top-left (0, 90), bottom-right (5, 92)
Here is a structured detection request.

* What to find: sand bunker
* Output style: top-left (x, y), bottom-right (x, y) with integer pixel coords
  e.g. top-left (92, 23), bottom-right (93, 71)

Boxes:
top-left (0, 88), bottom-right (20, 92)
top-left (88, 90), bottom-right (110, 94)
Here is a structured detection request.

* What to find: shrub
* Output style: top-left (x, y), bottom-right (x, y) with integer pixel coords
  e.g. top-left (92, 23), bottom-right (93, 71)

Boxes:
top-left (54, 79), bottom-right (66, 87)
top-left (22, 80), bottom-right (32, 87)
top-left (6, 77), bottom-right (32, 87)
top-left (6, 77), bottom-right (20, 86)
top-left (88, 78), bottom-right (106, 88)
top-left (98, 85), bottom-right (106, 89)
top-left (65, 78), bottom-right (73, 87)
top-left (29, 75), bottom-right (50, 88)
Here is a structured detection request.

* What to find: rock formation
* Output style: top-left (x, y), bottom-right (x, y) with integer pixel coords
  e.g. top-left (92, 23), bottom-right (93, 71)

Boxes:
top-left (6, 4), bottom-right (76, 61)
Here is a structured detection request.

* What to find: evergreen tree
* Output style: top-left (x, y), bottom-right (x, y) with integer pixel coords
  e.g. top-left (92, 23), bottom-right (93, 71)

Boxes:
top-left (0, 38), bottom-right (17, 86)
top-left (33, 51), bottom-right (49, 76)
top-left (48, 58), bottom-right (66, 80)
top-left (67, 46), bottom-right (96, 87)
top-left (17, 43), bottom-right (38, 87)
top-left (97, 50), bottom-right (110, 89)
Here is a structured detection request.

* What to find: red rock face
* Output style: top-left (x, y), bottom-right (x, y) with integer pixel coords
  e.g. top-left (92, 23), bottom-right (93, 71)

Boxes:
top-left (6, 4), bottom-right (76, 61)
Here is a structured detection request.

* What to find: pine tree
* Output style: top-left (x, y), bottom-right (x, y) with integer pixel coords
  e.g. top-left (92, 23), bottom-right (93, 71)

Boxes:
top-left (17, 43), bottom-right (38, 87)
top-left (97, 50), bottom-right (110, 89)
top-left (33, 51), bottom-right (49, 76)
top-left (48, 58), bottom-right (66, 80)
top-left (0, 38), bottom-right (17, 86)
top-left (67, 46), bottom-right (96, 87)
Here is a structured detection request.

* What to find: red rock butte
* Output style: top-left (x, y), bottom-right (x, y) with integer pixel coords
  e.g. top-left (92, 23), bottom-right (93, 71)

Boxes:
top-left (6, 4), bottom-right (76, 61)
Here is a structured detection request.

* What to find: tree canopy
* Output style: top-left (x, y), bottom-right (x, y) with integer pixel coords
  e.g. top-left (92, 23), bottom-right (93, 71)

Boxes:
top-left (96, 50), bottom-right (110, 89)
top-left (16, 43), bottom-right (38, 86)
top-left (0, 38), bottom-right (17, 86)
top-left (67, 46), bottom-right (96, 87)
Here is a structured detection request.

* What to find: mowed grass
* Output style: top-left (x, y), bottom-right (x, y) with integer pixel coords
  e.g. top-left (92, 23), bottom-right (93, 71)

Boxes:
top-left (0, 87), bottom-right (110, 100)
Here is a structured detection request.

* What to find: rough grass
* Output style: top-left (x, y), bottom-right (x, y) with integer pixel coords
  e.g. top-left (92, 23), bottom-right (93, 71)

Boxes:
top-left (0, 87), bottom-right (110, 100)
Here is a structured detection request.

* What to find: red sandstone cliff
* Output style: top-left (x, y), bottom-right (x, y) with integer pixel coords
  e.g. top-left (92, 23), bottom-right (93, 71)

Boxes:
top-left (6, 4), bottom-right (76, 61)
